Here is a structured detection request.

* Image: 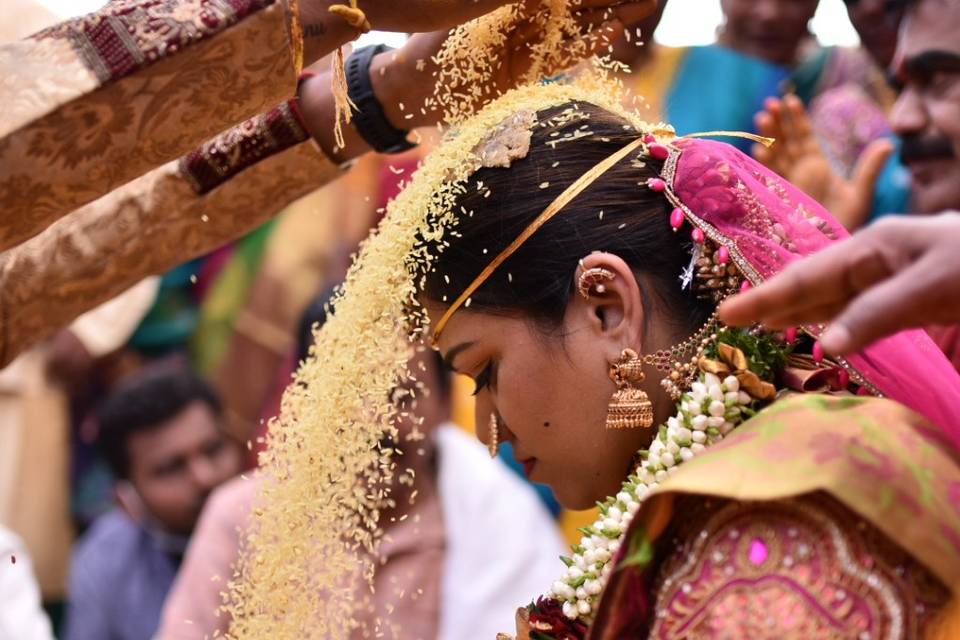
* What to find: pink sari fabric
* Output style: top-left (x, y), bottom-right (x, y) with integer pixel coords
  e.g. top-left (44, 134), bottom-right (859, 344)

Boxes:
top-left (664, 138), bottom-right (960, 449)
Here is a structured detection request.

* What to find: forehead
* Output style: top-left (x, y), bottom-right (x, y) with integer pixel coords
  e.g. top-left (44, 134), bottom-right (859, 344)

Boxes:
top-left (900, 0), bottom-right (960, 58)
top-left (127, 402), bottom-right (221, 467)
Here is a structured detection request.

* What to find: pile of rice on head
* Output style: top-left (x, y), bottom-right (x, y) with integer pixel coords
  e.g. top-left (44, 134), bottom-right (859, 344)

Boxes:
top-left (224, 22), bottom-right (662, 640)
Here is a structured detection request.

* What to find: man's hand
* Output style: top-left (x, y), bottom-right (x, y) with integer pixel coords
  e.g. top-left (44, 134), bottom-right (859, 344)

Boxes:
top-left (300, 0), bottom-right (514, 64)
top-left (303, 1), bottom-right (657, 158)
top-left (346, 0), bottom-right (511, 32)
top-left (753, 95), bottom-right (893, 232)
top-left (718, 213), bottom-right (960, 355)
top-left (379, 0), bottom-right (658, 128)
top-left (45, 329), bottom-right (95, 389)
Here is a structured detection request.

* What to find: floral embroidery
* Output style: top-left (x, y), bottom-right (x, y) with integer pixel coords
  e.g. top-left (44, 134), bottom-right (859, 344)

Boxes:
top-left (649, 495), bottom-right (950, 640)
top-left (31, 0), bottom-right (275, 83)
top-left (25, 90), bottom-right (135, 169)
top-left (179, 98), bottom-right (309, 194)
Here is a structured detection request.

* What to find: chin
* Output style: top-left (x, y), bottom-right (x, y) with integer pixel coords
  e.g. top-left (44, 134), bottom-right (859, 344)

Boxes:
top-left (912, 181), bottom-right (960, 215)
top-left (547, 481), bottom-right (592, 511)
top-left (552, 478), bottom-right (625, 511)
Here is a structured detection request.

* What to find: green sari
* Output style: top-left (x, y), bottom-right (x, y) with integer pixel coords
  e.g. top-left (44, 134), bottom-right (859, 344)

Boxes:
top-left (592, 394), bottom-right (959, 638)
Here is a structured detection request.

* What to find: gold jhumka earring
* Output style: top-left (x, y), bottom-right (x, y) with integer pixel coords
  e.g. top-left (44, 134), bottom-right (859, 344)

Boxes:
top-left (607, 349), bottom-right (654, 429)
top-left (603, 311), bottom-right (723, 429)
top-left (488, 413), bottom-right (500, 458)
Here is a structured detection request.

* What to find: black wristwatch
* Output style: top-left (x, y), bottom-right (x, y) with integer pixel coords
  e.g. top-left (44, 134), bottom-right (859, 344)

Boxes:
top-left (346, 44), bottom-right (417, 154)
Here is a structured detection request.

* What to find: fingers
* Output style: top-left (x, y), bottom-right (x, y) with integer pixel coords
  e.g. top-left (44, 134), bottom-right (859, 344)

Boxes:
top-left (751, 141), bottom-right (772, 166)
top-left (781, 94), bottom-right (817, 154)
top-left (762, 300), bottom-right (850, 330)
top-left (851, 137), bottom-right (895, 198)
top-left (608, 0), bottom-right (659, 26)
top-left (819, 252), bottom-right (941, 354)
top-left (753, 107), bottom-right (787, 171)
top-left (718, 231), bottom-right (895, 327)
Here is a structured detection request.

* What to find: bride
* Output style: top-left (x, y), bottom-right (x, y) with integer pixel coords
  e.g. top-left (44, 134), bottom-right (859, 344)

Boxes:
top-left (236, 78), bottom-right (960, 638)
top-left (416, 79), bottom-right (960, 637)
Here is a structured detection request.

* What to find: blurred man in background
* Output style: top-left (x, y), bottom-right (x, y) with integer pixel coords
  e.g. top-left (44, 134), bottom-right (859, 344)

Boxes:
top-left (65, 367), bottom-right (242, 640)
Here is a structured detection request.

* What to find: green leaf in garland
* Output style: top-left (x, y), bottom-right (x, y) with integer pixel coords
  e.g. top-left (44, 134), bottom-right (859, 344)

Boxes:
top-left (704, 327), bottom-right (790, 382)
top-left (617, 526), bottom-right (655, 571)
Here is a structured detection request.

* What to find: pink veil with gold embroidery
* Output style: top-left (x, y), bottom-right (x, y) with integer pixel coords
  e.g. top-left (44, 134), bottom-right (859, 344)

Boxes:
top-left (664, 138), bottom-right (960, 448)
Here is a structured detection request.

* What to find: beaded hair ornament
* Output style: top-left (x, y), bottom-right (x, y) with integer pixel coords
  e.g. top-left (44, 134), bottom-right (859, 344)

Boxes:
top-left (425, 85), bottom-right (960, 434)
top-left (429, 121), bottom-right (772, 400)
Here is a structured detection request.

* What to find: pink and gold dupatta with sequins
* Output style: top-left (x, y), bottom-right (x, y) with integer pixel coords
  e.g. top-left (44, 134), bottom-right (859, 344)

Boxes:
top-left (590, 138), bottom-right (960, 639)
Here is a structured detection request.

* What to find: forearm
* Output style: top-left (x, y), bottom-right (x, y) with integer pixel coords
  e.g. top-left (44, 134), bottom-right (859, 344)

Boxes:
top-left (0, 112), bottom-right (340, 367)
top-left (0, 0), bottom-right (309, 252)
top-left (300, 45), bottom-right (437, 162)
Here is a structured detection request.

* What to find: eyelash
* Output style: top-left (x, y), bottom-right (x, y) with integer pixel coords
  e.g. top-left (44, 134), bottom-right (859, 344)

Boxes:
top-left (472, 363), bottom-right (493, 396)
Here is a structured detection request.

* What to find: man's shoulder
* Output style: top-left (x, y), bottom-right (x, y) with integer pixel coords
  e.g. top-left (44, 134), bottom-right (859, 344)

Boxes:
top-left (73, 509), bottom-right (140, 569)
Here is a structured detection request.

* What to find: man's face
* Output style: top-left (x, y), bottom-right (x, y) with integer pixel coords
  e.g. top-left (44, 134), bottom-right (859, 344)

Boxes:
top-left (890, 0), bottom-right (960, 213)
top-left (845, 0), bottom-right (904, 68)
top-left (720, 0), bottom-right (820, 65)
top-left (126, 402), bottom-right (242, 535)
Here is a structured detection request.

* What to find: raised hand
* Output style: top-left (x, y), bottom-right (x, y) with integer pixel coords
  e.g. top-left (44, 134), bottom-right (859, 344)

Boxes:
top-left (371, 0), bottom-right (658, 128)
top-left (348, 0), bottom-right (512, 32)
top-left (718, 212), bottom-right (960, 356)
top-left (752, 95), bottom-right (893, 232)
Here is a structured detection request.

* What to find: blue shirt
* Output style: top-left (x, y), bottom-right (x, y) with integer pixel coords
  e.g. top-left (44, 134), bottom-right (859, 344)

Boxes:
top-left (65, 510), bottom-right (181, 640)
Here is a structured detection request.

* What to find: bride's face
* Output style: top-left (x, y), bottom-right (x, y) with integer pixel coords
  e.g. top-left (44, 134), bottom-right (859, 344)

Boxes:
top-left (426, 254), bottom-right (674, 509)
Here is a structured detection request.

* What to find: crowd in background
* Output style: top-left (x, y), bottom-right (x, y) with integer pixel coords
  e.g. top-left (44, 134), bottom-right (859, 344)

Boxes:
top-left (2, 0), bottom-right (960, 637)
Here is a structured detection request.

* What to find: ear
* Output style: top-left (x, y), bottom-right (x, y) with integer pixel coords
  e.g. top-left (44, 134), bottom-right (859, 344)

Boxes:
top-left (114, 481), bottom-right (145, 523)
top-left (567, 252), bottom-right (646, 356)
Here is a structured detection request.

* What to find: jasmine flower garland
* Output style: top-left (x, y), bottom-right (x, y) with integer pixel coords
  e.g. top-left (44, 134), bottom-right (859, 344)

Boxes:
top-left (546, 329), bottom-right (787, 623)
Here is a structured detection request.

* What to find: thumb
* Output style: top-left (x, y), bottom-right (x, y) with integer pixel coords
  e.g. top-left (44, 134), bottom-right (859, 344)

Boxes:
top-left (839, 138), bottom-right (894, 232)
top-left (851, 139), bottom-right (894, 202)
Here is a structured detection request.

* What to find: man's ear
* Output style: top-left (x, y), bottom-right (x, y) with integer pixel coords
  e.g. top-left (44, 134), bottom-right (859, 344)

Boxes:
top-left (114, 481), bottom-right (145, 523)
top-left (568, 252), bottom-right (646, 356)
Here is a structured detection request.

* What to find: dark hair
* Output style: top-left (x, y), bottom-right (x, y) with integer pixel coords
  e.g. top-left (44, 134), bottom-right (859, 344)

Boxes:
top-left (297, 286), bottom-right (338, 364)
top-left (422, 103), bottom-right (713, 339)
top-left (97, 366), bottom-right (222, 479)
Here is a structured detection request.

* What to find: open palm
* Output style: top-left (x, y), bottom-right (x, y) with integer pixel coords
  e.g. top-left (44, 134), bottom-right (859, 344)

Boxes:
top-left (752, 95), bottom-right (893, 232)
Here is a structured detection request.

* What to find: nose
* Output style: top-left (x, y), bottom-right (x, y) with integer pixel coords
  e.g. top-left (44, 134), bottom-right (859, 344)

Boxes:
top-left (890, 87), bottom-right (929, 138)
top-left (189, 454), bottom-right (222, 491)
top-left (855, 0), bottom-right (884, 19)
top-left (752, 0), bottom-right (780, 23)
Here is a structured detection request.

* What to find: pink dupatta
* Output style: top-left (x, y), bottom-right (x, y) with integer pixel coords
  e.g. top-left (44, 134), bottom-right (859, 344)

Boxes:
top-left (664, 138), bottom-right (960, 450)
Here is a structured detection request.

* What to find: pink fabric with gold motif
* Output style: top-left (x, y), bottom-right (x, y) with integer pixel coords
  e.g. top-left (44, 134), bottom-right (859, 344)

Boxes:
top-left (666, 138), bottom-right (960, 448)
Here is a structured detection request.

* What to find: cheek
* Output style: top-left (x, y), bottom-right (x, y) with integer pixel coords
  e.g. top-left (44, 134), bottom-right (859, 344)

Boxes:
top-left (497, 350), bottom-right (607, 445)
top-left (213, 446), bottom-right (242, 476)
top-left (139, 476), bottom-right (194, 510)
top-left (933, 102), bottom-right (960, 148)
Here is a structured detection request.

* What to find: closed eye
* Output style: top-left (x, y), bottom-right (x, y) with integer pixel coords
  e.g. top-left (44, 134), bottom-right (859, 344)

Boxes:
top-left (472, 363), bottom-right (493, 396)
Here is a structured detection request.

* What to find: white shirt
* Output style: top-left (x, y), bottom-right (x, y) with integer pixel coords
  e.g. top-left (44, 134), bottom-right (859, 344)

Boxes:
top-left (0, 526), bottom-right (54, 640)
top-left (435, 425), bottom-right (567, 640)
